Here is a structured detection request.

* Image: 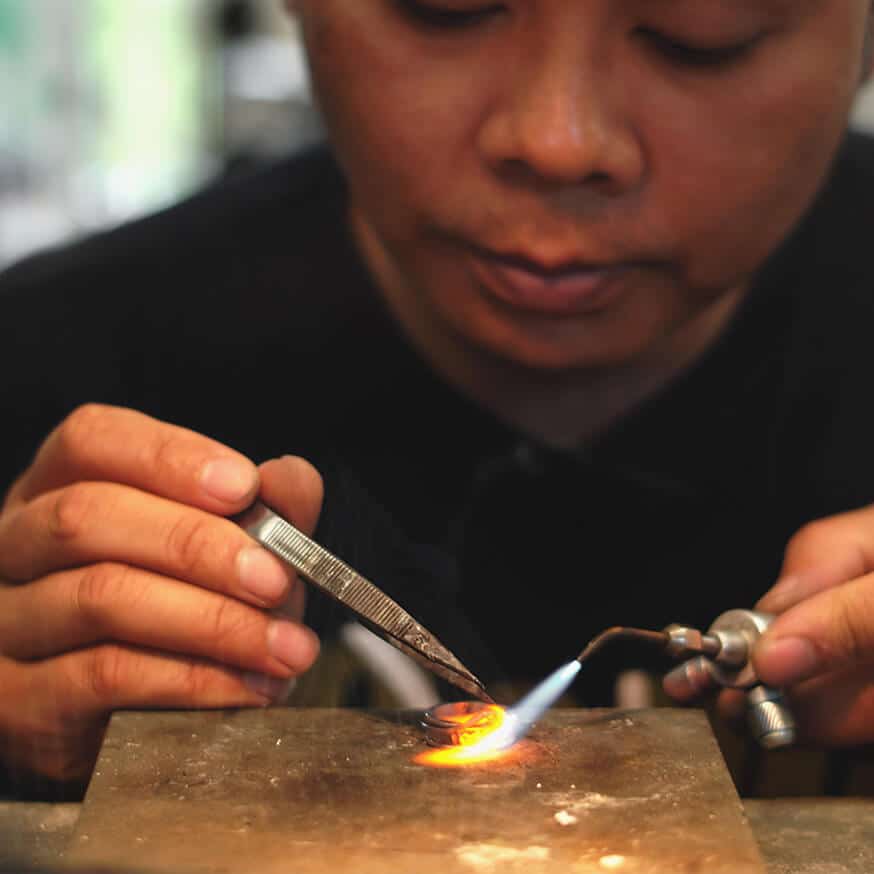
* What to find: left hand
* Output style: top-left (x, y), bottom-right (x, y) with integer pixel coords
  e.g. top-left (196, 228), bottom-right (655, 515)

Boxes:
top-left (718, 506), bottom-right (874, 746)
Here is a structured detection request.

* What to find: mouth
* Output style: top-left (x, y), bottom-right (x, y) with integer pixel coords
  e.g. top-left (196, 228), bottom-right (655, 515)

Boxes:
top-left (467, 244), bottom-right (631, 317)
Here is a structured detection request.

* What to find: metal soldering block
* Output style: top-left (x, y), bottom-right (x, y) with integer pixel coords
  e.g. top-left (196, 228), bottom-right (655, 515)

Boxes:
top-left (65, 708), bottom-right (766, 874)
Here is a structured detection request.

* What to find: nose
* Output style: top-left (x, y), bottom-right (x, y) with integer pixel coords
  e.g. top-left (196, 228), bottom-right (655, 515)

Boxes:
top-left (478, 41), bottom-right (644, 193)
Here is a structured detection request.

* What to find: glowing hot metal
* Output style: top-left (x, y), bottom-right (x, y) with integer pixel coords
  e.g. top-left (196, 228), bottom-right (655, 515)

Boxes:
top-left (417, 660), bottom-right (582, 766)
top-left (417, 607), bottom-right (796, 769)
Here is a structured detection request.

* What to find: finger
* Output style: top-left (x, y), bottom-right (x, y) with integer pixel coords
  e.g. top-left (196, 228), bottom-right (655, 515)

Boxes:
top-left (258, 456), bottom-right (324, 622)
top-left (778, 667), bottom-right (874, 747)
top-left (54, 644), bottom-right (297, 713)
top-left (0, 483), bottom-right (294, 609)
top-left (5, 404), bottom-right (258, 515)
top-left (273, 570), bottom-right (307, 623)
top-left (757, 562), bottom-right (864, 614)
top-left (0, 563), bottom-right (319, 674)
top-left (662, 656), bottom-right (717, 703)
top-left (2, 647), bottom-right (296, 781)
top-left (259, 456), bottom-right (324, 536)
top-left (753, 571), bottom-right (874, 688)
top-left (715, 688), bottom-right (748, 723)
top-left (0, 655), bottom-right (106, 783)
top-left (759, 512), bottom-right (874, 613)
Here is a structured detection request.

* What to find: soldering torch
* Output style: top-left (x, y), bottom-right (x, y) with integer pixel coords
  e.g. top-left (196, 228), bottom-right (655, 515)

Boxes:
top-left (235, 504), bottom-right (794, 751)
top-left (424, 609), bottom-right (796, 756)
top-left (578, 609), bottom-right (796, 749)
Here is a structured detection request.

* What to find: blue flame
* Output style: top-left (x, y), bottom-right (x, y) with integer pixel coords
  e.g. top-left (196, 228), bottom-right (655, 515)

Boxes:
top-left (463, 660), bottom-right (582, 755)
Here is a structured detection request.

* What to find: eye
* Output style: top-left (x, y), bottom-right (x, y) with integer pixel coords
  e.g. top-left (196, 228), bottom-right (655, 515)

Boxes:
top-left (393, 0), bottom-right (505, 30)
top-left (640, 28), bottom-right (761, 70)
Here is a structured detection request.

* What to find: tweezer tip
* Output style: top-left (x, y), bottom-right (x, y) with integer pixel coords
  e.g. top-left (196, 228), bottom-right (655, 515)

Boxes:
top-left (476, 688), bottom-right (496, 705)
top-left (446, 669), bottom-right (495, 705)
top-left (463, 676), bottom-right (495, 705)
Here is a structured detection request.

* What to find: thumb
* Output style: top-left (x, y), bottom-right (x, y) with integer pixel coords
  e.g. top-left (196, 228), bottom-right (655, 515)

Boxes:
top-left (256, 456), bottom-right (324, 622)
top-left (759, 513), bottom-right (873, 614)
top-left (754, 572), bottom-right (874, 687)
top-left (258, 456), bottom-right (324, 536)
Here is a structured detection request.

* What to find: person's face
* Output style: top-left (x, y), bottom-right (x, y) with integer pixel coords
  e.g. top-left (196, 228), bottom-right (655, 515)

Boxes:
top-left (292, 0), bottom-right (871, 372)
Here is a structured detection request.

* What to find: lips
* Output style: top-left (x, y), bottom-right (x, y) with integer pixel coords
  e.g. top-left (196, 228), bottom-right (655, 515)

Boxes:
top-left (468, 245), bottom-right (630, 317)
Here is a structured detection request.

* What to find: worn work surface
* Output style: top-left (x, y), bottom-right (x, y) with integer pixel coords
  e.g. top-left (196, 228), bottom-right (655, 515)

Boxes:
top-left (746, 799), bottom-right (874, 874)
top-left (0, 803), bottom-right (80, 872)
top-left (65, 708), bottom-right (765, 874)
top-left (8, 798), bottom-right (874, 873)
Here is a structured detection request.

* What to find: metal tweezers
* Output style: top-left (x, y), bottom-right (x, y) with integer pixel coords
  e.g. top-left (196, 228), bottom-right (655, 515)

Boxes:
top-left (236, 501), bottom-right (493, 703)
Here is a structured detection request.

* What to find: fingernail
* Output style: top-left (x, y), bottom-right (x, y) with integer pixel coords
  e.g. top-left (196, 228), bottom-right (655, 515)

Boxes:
top-left (756, 636), bottom-right (818, 686)
top-left (242, 673), bottom-right (295, 703)
top-left (200, 458), bottom-right (257, 503)
top-left (237, 547), bottom-right (289, 603)
top-left (268, 621), bottom-right (320, 673)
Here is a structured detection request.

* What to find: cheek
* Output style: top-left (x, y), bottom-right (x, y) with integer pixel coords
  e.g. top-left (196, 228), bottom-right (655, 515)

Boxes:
top-left (640, 48), bottom-right (862, 286)
top-left (303, 18), bottom-right (487, 239)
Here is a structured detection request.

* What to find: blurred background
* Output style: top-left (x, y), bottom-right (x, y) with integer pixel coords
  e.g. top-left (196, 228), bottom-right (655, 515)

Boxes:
top-left (0, 0), bottom-right (320, 268)
top-left (1, 0), bottom-right (873, 269)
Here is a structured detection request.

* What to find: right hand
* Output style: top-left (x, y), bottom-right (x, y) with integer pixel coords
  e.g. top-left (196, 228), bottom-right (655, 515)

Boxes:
top-left (0, 404), bottom-right (322, 790)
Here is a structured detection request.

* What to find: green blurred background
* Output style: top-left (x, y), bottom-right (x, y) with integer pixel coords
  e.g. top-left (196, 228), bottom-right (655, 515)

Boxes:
top-left (0, 0), bottom-right (320, 267)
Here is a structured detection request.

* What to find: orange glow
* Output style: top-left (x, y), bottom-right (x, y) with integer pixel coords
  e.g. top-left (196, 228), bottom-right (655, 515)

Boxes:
top-left (438, 704), bottom-right (505, 743)
top-left (415, 745), bottom-right (510, 767)
top-left (415, 704), bottom-right (518, 768)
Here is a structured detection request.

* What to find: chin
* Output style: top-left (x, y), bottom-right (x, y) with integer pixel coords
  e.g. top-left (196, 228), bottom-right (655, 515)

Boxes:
top-left (466, 323), bottom-right (658, 375)
top-left (434, 274), bottom-right (673, 374)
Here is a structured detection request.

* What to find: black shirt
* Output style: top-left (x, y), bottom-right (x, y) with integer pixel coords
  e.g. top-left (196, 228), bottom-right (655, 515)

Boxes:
top-left (3, 133), bottom-right (874, 785)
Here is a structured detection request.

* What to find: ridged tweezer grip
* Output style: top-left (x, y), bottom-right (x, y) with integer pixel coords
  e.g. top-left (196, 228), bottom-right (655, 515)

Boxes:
top-left (253, 507), bottom-right (413, 635)
top-left (234, 501), bottom-right (492, 703)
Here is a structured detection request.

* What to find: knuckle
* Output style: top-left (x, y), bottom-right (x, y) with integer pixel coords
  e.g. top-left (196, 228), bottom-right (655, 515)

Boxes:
top-left (165, 513), bottom-right (214, 576)
top-left (73, 563), bottom-right (128, 628)
top-left (57, 404), bottom-right (111, 465)
top-left (143, 429), bottom-right (189, 483)
top-left (206, 596), bottom-right (259, 650)
top-left (784, 518), bottom-right (842, 565)
top-left (174, 659), bottom-right (216, 700)
top-left (828, 585), bottom-right (874, 664)
top-left (48, 483), bottom-right (96, 542)
top-left (788, 519), bottom-right (832, 551)
top-left (84, 644), bottom-right (129, 703)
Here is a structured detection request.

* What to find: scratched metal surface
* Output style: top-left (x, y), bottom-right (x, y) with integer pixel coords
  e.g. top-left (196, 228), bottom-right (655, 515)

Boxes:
top-left (65, 708), bottom-right (765, 874)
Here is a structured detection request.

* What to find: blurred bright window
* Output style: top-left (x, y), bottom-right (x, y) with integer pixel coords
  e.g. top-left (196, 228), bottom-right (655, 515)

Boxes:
top-left (0, 0), bottom-right (215, 267)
